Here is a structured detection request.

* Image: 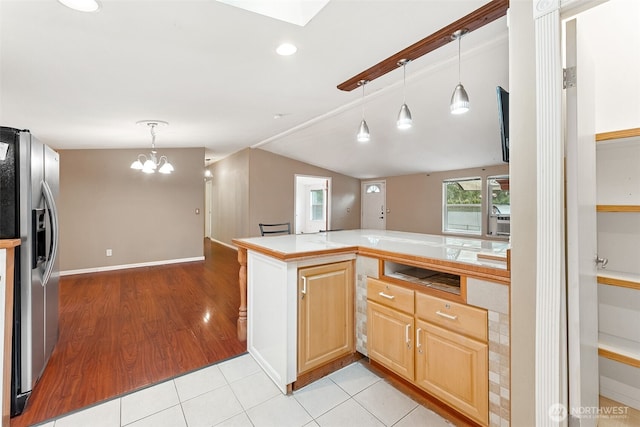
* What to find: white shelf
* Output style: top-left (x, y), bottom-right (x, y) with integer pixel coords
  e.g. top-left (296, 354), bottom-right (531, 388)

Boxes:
top-left (598, 270), bottom-right (640, 290)
top-left (599, 333), bottom-right (640, 368)
top-left (597, 205), bottom-right (640, 212)
top-left (596, 130), bottom-right (640, 206)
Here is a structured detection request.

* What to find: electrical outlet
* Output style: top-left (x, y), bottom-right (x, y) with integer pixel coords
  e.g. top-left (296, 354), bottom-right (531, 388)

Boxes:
top-left (106, 249), bottom-right (112, 257)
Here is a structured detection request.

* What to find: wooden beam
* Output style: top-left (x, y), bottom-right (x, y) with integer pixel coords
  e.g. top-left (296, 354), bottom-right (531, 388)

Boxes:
top-left (337, 0), bottom-right (509, 92)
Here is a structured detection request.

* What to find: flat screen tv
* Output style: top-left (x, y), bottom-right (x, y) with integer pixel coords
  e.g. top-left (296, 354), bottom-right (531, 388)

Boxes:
top-left (496, 86), bottom-right (509, 163)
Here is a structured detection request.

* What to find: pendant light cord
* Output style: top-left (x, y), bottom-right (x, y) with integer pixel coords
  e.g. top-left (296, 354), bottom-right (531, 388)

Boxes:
top-left (402, 63), bottom-right (407, 103)
top-left (361, 83), bottom-right (365, 119)
top-left (457, 35), bottom-right (462, 84)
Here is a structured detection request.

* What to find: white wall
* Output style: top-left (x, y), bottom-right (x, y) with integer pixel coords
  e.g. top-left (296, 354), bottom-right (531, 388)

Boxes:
top-left (580, 0), bottom-right (640, 132)
top-left (509, 0), bottom-right (538, 424)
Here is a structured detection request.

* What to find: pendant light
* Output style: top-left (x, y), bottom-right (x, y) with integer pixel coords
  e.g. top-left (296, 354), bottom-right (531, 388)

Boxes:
top-left (450, 29), bottom-right (470, 115)
top-left (356, 80), bottom-right (370, 143)
top-left (396, 59), bottom-right (413, 130)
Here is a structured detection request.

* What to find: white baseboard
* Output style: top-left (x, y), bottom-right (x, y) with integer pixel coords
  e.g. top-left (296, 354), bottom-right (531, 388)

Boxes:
top-left (208, 237), bottom-right (238, 251)
top-left (600, 375), bottom-right (640, 411)
top-left (60, 256), bottom-right (205, 277)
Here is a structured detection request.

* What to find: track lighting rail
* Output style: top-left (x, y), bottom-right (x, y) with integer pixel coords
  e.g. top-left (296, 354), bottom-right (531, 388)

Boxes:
top-left (336, 0), bottom-right (509, 92)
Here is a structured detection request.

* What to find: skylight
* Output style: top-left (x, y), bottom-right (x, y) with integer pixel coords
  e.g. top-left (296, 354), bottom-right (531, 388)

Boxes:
top-left (216, 0), bottom-right (330, 26)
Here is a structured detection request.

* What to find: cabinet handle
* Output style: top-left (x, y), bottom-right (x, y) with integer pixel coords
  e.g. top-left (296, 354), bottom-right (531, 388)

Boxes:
top-left (405, 324), bottom-right (411, 344)
top-left (416, 328), bottom-right (422, 349)
top-left (436, 310), bottom-right (458, 321)
top-left (378, 292), bottom-right (395, 300)
top-left (301, 276), bottom-right (307, 299)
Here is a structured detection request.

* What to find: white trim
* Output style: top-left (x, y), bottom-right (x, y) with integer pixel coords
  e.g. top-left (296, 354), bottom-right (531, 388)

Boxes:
top-left (534, 3), bottom-right (567, 426)
top-left (60, 256), bottom-right (205, 276)
top-left (600, 375), bottom-right (640, 411)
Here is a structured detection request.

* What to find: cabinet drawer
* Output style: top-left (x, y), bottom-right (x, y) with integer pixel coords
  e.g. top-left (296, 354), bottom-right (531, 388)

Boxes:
top-left (415, 293), bottom-right (487, 342)
top-left (367, 278), bottom-right (414, 314)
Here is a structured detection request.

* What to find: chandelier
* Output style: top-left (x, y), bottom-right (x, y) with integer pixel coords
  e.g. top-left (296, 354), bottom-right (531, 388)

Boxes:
top-left (130, 120), bottom-right (174, 174)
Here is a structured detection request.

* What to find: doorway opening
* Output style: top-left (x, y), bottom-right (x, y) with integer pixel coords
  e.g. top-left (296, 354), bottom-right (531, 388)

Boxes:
top-left (295, 175), bottom-right (331, 234)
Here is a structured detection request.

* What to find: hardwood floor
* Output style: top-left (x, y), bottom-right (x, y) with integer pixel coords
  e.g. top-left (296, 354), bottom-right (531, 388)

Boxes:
top-left (10, 240), bottom-right (246, 427)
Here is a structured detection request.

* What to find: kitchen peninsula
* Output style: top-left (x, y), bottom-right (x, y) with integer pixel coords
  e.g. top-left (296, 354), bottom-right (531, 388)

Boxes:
top-left (232, 230), bottom-right (511, 426)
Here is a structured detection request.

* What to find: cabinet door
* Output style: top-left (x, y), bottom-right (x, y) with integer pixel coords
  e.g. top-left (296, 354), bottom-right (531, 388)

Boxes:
top-left (298, 261), bottom-right (354, 374)
top-left (367, 301), bottom-right (414, 381)
top-left (415, 320), bottom-right (488, 426)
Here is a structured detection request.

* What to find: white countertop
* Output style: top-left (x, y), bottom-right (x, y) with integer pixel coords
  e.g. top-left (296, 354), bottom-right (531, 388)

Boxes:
top-left (234, 229), bottom-right (510, 271)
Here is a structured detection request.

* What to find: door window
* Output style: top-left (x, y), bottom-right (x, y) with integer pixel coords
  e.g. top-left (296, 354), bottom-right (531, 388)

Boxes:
top-left (310, 189), bottom-right (325, 221)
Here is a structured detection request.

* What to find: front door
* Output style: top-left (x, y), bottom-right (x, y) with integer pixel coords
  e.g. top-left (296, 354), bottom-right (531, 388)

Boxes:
top-left (361, 180), bottom-right (386, 230)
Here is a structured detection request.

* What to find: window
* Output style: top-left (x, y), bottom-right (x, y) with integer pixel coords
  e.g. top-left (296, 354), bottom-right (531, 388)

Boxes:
top-left (487, 175), bottom-right (510, 237)
top-left (310, 189), bottom-right (324, 221)
top-left (443, 178), bottom-right (482, 235)
top-left (366, 184), bottom-right (381, 193)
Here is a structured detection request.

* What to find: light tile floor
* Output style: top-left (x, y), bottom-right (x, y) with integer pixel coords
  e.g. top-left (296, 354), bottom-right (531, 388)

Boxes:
top-left (34, 354), bottom-right (453, 427)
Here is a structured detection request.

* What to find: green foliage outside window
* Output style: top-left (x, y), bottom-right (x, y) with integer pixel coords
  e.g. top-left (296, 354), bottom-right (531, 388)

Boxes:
top-left (445, 181), bottom-right (481, 204)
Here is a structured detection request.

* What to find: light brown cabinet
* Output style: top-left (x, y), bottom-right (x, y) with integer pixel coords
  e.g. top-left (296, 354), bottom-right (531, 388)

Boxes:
top-left (367, 277), bottom-right (489, 426)
top-left (415, 320), bottom-right (488, 425)
top-left (297, 261), bottom-right (354, 374)
top-left (414, 292), bottom-right (488, 425)
top-left (367, 301), bottom-right (414, 381)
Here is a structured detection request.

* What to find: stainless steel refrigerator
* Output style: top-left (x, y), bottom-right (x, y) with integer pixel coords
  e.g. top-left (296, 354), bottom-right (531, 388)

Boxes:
top-left (0, 126), bottom-right (59, 416)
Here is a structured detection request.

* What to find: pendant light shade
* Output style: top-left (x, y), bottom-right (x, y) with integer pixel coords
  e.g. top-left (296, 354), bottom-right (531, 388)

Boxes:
top-left (396, 59), bottom-right (413, 130)
top-left (450, 29), bottom-right (470, 115)
top-left (450, 83), bottom-right (470, 115)
top-left (397, 104), bottom-right (413, 129)
top-left (356, 80), bottom-right (370, 142)
top-left (357, 119), bottom-right (370, 142)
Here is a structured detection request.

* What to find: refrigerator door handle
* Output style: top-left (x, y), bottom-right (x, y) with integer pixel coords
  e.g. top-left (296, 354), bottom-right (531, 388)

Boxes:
top-left (41, 180), bottom-right (59, 288)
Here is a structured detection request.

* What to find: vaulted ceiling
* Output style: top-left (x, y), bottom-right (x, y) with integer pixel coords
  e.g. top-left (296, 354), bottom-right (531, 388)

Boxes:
top-left (0, 0), bottom-right (508, 179)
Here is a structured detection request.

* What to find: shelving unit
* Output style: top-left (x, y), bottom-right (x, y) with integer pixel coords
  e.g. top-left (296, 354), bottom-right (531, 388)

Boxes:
top-left (595, 127), bottom-right (640, 409)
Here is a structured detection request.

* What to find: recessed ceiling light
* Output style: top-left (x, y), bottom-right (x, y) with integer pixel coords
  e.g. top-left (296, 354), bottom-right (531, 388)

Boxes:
top-left (276, 43), bottom-right (297, 56)
top-left (57, 0), bottom-right (102, 12)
